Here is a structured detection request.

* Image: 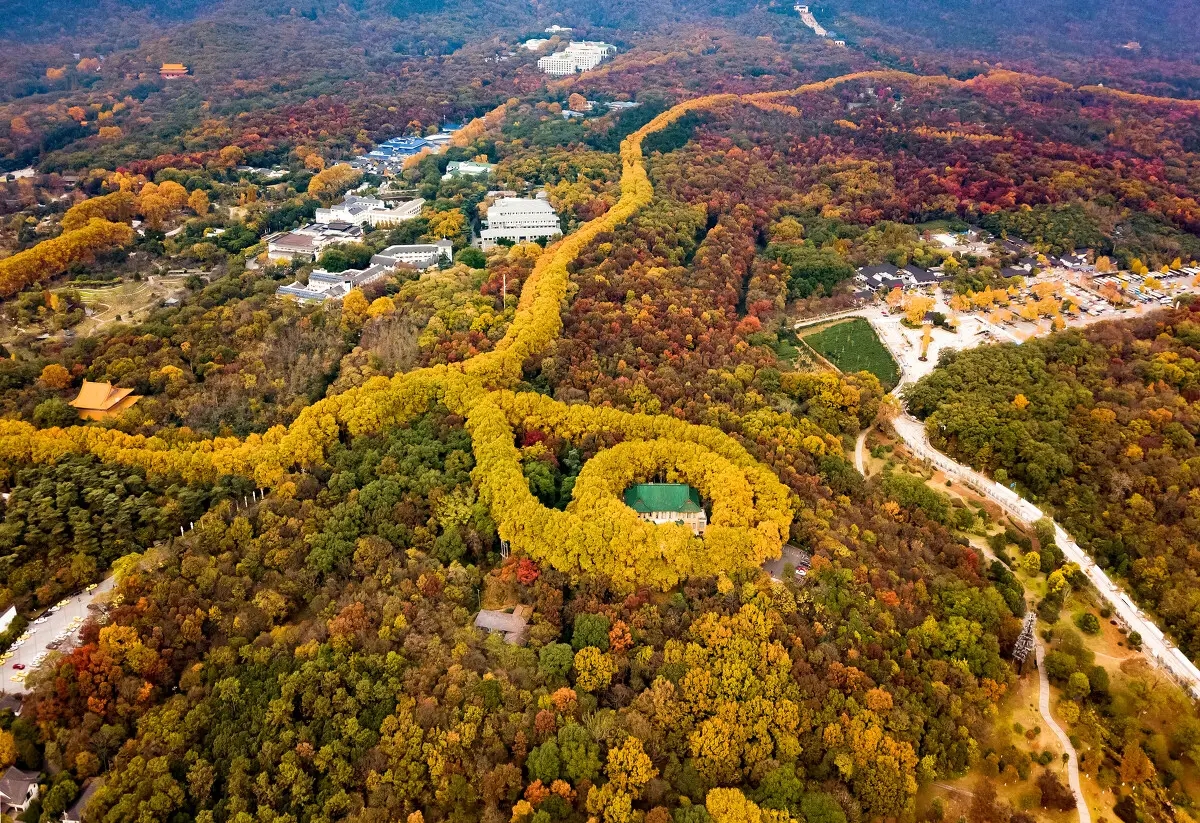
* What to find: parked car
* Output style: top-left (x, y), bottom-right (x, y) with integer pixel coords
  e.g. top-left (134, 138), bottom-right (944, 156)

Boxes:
top-left (12, 663), bottom-right (25, 670)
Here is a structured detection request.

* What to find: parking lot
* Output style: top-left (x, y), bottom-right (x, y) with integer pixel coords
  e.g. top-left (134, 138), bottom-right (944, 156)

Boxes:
top-left (1, 577), bottom-right (115, 695)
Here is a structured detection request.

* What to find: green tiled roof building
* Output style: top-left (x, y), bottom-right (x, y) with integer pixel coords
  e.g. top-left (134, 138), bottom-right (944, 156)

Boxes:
top-left (623, 483), bottom-right (707, 535)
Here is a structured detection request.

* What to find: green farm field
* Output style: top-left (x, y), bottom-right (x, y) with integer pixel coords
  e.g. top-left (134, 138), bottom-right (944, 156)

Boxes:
top-left (803, 318), bottom-right (901, 390)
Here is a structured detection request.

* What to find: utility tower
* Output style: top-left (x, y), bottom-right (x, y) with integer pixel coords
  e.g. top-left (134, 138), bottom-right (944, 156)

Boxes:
top-left (1012, 611), bottom-right (1037, 666)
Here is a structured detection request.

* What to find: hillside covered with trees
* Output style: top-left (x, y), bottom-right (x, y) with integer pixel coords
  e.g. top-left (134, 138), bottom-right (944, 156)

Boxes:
top-left (1, 3), bottom-right (1200, 822)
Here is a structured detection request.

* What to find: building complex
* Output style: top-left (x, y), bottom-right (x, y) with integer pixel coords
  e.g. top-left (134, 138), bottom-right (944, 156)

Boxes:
top-left (275, 240), bottom-right (453, 303)
top-left (352, 125), bottom-right (463, 174)
top-left (443, 160), bottom-right (495, 180)
top-left (315, 194), bottom-right (425, 228)
top-left (266, 222), bottom-right (365, 263)
top-left (537, 41), bottom-right (617, 75)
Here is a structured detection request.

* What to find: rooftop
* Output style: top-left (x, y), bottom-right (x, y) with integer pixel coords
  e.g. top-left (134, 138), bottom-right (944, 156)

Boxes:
top-left (0, 767), bottom-right (38, 803)
top-left (623, 483), bottom-right (702, 514)
top-left (474, 608), bottom-right (530, 645)
top-left (64, 779), bottom-right (102, 823)
top-left (69, 381), bottom-right (141, 415)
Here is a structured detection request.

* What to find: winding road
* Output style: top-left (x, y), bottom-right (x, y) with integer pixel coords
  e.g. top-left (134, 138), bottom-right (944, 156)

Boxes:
top-left (823, 302), bottom-right (1200, 703)
top-left (888, 408), bottom-right (1200, 701)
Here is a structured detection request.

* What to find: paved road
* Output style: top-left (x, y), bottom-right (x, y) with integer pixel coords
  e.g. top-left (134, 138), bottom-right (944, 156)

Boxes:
top-left (854, 427), bottom-right (869, 475)
top-left (2, 577), bottom-right (115, 695)
top-left (891, 412), bottom-right (1200, 700)
top-left (958, 538), bottom-right (1088, 822)
top-left (839, 301), bottom-right (1200, 701)
top-left (1036, 639), bottom-right (1091, 823)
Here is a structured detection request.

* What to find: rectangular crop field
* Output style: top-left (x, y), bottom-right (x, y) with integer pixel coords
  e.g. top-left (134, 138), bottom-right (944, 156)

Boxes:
top-left (803, 318), bottom-right (900, 390)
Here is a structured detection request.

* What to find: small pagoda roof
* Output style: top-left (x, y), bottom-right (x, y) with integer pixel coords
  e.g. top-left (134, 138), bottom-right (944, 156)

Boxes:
top-left (623, 483), bottom-right (702, 514)
top-left (69, 381), bottom-right (141, 414)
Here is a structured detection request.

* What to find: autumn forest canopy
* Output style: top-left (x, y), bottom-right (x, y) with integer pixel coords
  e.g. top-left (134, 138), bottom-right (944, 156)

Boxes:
top-left (1, 3), bottom-right (1200, 823)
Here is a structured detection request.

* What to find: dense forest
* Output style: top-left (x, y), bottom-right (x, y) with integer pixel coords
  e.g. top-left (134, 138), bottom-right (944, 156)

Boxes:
top-left (1, 4), bottom-right (1200, 822)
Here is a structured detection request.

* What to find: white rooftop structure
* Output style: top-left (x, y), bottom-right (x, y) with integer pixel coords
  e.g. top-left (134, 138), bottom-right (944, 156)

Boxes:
top-left (443, 160), bottom-right (495, 180)
top-left (315, 194), bottom-right (425, 228)
top-left (373, 239), bottom-right (454, 268)
top-left (480, 197), bottom-right (562, 249)
top-left (474, 607), bottom-right (531, 645)
top-left (537, 41), bottom-right (617, 76)
top-left (523, 38), bottom-right (550, 51)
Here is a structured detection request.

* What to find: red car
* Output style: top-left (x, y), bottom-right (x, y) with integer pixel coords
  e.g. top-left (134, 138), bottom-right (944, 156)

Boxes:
top-left (11, 664), bottom-right (24, 670)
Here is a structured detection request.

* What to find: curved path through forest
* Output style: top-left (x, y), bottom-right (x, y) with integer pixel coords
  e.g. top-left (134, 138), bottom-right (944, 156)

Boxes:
top-left (887, 404), bottom-right (1200, 700)
top-left (1035, 639), bottom-right (1090, 823)
top-left (821, 299), bottom-right (1200, 702)
top-left (974, 534), bottom-right (1088, 822)
top-left (854, 427), bottom-right (869, 476)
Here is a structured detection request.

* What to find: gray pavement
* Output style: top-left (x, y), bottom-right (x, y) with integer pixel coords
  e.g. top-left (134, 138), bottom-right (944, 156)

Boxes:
top-left (1, 577), bottom-right (116, 695)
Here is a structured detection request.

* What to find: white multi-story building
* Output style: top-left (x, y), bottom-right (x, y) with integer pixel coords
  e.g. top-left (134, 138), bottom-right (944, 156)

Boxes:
top-left (275, 241), bottom-right (453, 303)
top-left (537, 41), bottom-right (617, 75)
top-left (480, 197), bottom-right (562, 249)
top-left (315, 195), bottom-right (425, 227)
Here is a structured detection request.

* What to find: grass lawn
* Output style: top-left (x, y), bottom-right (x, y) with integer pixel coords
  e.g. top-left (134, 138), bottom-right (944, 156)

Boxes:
top-left (803, 317), bottom-right (901, 390)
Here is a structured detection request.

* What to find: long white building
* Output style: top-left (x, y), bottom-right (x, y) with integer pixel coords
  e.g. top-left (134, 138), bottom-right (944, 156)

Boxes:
top-left (480, 197), bottom-right (562, 249)
top-left (537, 41), bottom-right (617, 76)
top-left (372, 239), bottom-right (454, 269)
top-left (315, 195), bottom-right (425, 227)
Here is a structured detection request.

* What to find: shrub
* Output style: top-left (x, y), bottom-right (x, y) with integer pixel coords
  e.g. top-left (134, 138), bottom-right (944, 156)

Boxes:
top-left (456, 247), bottom-right (487, 269)
top-left (1074, 612), bottom-right (1100, 635)
top-left (1042, 650), bottom-right (1077, 682)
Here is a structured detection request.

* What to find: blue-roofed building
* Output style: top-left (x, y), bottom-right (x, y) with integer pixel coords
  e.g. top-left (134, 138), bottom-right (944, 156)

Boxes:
top-left (369, 136), bottom-right (433, 160)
